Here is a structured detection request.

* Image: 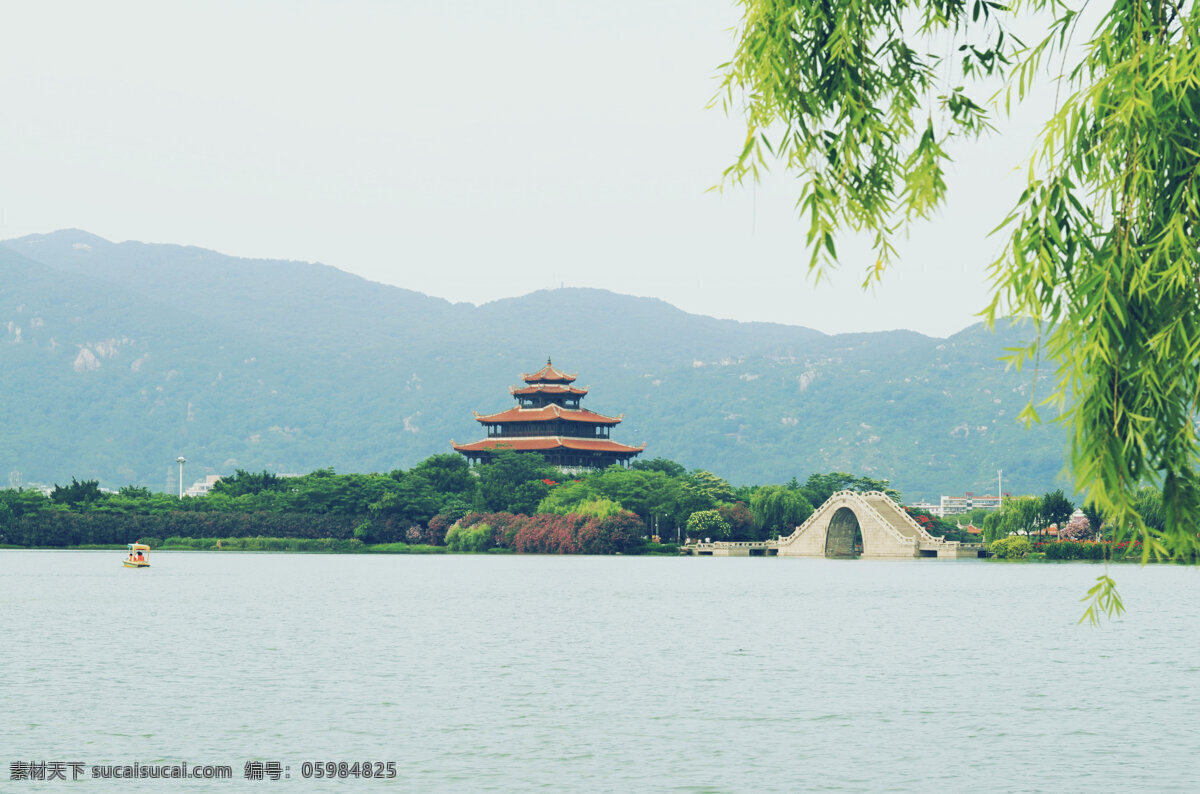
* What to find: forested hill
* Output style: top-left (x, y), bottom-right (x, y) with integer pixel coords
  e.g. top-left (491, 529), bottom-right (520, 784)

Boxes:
top-left (0, 230), bottom-right (1065, 498)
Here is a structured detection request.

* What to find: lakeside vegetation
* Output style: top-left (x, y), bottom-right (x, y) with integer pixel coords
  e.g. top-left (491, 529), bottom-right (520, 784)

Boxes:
top-left (0, 450), bottom-right (1179, 561)
top-left (1, 451), bottom-right (914, 554)
top-left (973, 487), bottom-right (1194, 563)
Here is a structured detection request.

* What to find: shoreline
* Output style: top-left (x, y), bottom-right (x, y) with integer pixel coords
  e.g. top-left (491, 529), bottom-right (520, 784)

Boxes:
top-left (0, 543), bottom-right (1159, 562)
top-left (0, 542), bottom-right (681, 556)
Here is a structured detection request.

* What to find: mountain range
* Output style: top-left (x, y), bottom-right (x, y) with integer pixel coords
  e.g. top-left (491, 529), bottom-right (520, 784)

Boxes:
top-left (0, 230), bottom-right (1066, 499)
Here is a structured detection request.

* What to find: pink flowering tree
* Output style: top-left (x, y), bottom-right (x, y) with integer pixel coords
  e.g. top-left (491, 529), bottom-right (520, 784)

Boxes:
top-left (1059, 513), bottom-right (1093, 541)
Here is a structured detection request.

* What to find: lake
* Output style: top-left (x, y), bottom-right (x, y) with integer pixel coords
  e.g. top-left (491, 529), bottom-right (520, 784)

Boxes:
top-left (2, 551), bottom-right (1198, 791)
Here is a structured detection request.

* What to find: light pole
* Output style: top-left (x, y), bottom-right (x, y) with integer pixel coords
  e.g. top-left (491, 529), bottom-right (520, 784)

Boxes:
top-left (177, 456), bottom-right (187, 499)
top-left (998, 469), bottom-right (1003, 507)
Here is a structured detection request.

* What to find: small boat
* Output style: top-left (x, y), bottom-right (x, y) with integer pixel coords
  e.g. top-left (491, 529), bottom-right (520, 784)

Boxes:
top-left (123, 543), bottom-right (151, 568)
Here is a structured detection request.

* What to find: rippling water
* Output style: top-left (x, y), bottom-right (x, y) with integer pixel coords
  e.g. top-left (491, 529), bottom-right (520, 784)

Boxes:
top-left (2, 551), bottom-right (1199, 791)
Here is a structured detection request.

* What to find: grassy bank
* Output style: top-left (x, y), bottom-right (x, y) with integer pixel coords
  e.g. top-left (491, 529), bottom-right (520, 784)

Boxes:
top-left (155, 537), bottom-right (445, 553)
top-left (3, 538), bottom-right (681, 555)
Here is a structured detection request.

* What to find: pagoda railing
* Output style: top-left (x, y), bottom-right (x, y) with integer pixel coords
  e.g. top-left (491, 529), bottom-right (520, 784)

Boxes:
top-left (488, 426), bottom-right (611, 439)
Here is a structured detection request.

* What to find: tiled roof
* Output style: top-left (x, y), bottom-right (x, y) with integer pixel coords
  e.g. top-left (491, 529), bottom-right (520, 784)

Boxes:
top-left (452, 437), bottom-right (646, 454)
top-left (510, 384), bottom-right (589, 396)
top-left (521, 359), bottom-right (577, 383)
top-left (475, 405), bottom-right (622, 425)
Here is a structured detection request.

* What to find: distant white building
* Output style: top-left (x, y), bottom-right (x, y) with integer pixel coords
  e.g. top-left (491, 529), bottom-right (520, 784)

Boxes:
top-left (184, 475), bottom-right (223, 497)
top-left (906, 500), bottom-right (942, 516)
top-left (939, 492), bottom-right (1009, 517)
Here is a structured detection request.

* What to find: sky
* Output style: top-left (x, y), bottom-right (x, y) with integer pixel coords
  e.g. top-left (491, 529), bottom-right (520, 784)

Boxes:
top-left (0, 1), bottom-right (1055, 337)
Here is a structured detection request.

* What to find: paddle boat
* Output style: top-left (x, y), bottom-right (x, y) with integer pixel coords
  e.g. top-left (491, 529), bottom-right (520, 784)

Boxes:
top-left (123, 543), bottom-right (151, 568)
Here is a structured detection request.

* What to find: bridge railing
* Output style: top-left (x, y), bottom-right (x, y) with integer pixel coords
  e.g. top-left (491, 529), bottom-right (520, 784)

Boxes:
top-left (858, 490), bottom-right (948, 544)
top-left (688, 541), bottom-right (774, 550)
top-left (846, 494), bottom-right (919, 547)
top-left (778, 490), bottom-right (861, 544)
top-left (860, 491), bottom-right (967, 550)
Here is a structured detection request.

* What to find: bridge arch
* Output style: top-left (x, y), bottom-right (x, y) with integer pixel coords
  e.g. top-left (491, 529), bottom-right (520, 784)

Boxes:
top-left (683, 490), bottom-right (976, 558)
top-left (823, 507), bottom-right (864, 557)
top-left (777, 490), bottom-right (937, 559)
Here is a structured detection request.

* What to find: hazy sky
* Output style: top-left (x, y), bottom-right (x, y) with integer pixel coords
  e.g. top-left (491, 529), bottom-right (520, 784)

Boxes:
top-left (1, 1), bottom-right (1053, 337)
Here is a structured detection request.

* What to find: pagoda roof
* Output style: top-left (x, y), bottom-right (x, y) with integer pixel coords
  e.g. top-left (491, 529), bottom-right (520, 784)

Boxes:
top-left (522, 358), bottom-right (577, 383)
top-left (451, 437), bottom-right (646, 454)
top-left (511, 384), bottom-right (589, 396)
top-left (475, 405), bottom-right (622, 425)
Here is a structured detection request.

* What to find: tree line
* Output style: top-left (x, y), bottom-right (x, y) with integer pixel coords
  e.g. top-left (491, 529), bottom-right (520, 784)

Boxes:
top-left (0, 451), bottom-right (909, 551)
top-left (9, 449), bottom-right (1142, 553)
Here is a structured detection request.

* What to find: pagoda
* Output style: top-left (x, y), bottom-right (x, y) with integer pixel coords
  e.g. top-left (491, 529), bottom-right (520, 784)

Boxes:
top-left (451, 359), bottom-right (645, 470)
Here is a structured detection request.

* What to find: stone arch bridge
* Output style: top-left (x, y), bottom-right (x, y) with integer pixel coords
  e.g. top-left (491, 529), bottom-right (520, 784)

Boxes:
top-left (685, 490), bottom-right (982, 559)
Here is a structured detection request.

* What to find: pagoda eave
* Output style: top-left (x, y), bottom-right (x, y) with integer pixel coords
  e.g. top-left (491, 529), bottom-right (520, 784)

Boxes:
top-left (510, 384), bottom-right (589, 396)
top-left (474, 405), bottom-right (622, 425)
top-left (451, 437), bottom-right (645, 455)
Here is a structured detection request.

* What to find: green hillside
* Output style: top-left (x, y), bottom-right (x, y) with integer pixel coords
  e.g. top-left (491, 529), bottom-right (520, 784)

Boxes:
top-left (0, 230), bottom-right (1065, 498)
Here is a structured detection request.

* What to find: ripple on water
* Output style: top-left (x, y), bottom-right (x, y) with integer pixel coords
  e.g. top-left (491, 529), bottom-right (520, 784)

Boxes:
top-left (1, 551), bottom-right (1199, 791)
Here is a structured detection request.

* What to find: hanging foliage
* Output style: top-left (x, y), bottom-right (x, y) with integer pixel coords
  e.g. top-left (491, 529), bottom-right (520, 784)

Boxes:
top-left (718, 0), bottom-right (1200, 617)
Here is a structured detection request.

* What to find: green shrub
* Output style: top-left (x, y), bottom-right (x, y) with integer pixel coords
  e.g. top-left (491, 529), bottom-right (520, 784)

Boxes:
top-left (988, 535), bottom-right (1033, 559)
top-left (633, 541), bottom-right (681, 555)
top-left (571, 498), bottom-right (624, 520)
top-left (445, 522), bottom-right (493, 552)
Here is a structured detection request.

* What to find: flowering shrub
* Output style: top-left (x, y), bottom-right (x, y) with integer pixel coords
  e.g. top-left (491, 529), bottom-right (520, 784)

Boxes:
top-left (513, 513), bottom-right (586, 553)
top-left (1035, 539), bottom-right (1142, 560)
top-left (457, 509), bottom-right (645, 554)
top-left (686, 509), bottom-right (731, 541)
top-left (1111, 540), bottom-right (1145, 556)
top-left (424, 513), bottom-right (457, 546)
